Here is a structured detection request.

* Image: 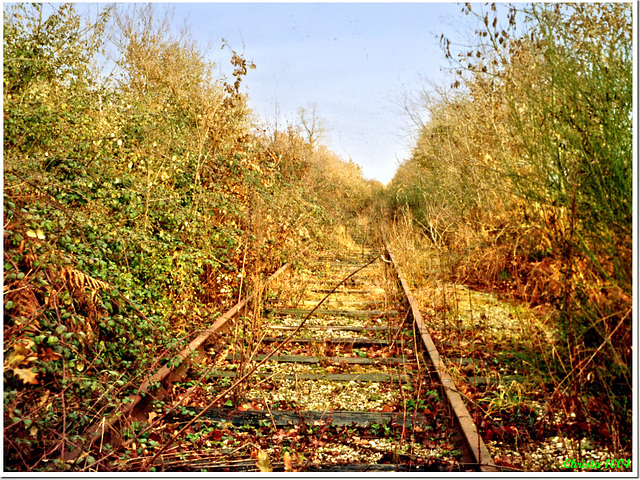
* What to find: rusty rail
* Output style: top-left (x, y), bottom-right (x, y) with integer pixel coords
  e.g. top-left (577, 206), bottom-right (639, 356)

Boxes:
top-left (383, 241), bottom-right (497, 472)
top-left (66, 240), bottom-right (497, 472)
top-left (63, 263), bottom-right (290, 462)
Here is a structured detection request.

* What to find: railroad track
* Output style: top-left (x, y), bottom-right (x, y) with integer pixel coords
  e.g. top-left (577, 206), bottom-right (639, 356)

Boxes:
top-left (72, 238), bottom-right (496, 472)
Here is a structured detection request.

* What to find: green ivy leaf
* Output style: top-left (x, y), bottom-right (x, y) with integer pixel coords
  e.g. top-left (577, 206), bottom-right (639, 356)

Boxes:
top-left (25, 228), bottom-right (45, 240)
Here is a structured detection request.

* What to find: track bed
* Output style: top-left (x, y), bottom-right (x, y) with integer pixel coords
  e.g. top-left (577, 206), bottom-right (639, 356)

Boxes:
top-left (75, 244), bottom-right (495, 472)
top-left (128, 250), bottom-right (465, 472)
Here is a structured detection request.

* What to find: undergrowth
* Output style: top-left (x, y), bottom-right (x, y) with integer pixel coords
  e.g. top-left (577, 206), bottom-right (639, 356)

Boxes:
top-left (385, 213), bottom-right (631, 470)
top-left (385, 3), bottom-right (632, 468)
top-left (3, 4), bottom-right (376, 471)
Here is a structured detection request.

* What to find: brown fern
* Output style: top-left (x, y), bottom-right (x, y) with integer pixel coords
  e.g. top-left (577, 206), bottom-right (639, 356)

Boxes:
top-left (59, 267), bottom-right (111, 342)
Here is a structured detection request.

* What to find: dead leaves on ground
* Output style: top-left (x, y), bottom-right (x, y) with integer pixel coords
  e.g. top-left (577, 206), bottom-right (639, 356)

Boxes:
top-left (255, 449), bottom-right (272, 472)
top-left (4, 339), bottom-right (39, 385)
top-left (4, 337), bottom-right (64, 386)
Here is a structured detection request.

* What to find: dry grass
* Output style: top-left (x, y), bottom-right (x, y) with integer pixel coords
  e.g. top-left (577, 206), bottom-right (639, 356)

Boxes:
top-left (384, 215), bottom-right (629, 471)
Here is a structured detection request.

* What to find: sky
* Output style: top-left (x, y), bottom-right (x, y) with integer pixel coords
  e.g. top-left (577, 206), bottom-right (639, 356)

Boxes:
top-left (164, 2), bottom-right (470, 184)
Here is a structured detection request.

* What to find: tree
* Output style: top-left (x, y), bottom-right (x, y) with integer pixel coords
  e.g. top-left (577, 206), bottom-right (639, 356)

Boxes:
top-left (296, 103), bottom-right (327, 148)
top-left (392, 2), bottom-right (633, 448)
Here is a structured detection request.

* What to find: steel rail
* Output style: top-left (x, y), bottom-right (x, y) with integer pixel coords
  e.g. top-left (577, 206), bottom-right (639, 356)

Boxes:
top-left (64, 240), bottom-right (497, 472)
top-left (62, 263), bottom-right (290, 463)
top-left (383, 240), bottom-right (498, 473)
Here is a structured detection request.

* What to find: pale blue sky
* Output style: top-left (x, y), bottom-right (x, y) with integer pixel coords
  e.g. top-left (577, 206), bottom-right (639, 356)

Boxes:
top-left (167, 2), bottom-right (469, 183)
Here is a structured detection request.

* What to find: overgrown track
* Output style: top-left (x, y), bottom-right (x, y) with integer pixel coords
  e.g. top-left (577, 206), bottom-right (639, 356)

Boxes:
top-left (74, 241), bottom-right (496, 472)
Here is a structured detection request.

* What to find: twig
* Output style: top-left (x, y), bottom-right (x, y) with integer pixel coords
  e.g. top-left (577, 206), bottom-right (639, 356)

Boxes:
top-left (539, 308), bottom-right (631, 417)
top-left (141, 253), bottom-right (382, 471)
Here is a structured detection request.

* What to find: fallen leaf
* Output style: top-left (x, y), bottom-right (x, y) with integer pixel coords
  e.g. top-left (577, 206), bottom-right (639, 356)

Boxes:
top-left (238, 403), bottom-right (252, 412)
top-left (40, 348), bottom-right (62, 362)
top-left (37, 390), bottom-right (50, 408)
top-left (14, 367), bottom-right (38, 385)
top-left (5, 339), bottom-right (37, 370)
top-left (283, 451), bottom-right (293, 471)
top-left (256, 450), bottom-right (272, 472)
top-left (459, 384), bottom-right (471, 397)
top-left (484, 429), bottom-right (494, 442)
top-left (4, 349), bottom-right (27, 370)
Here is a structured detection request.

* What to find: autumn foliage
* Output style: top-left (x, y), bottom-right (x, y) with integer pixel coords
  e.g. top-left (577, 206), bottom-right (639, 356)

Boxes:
top-left (3, 4), bottom-right (374, 470)
top-left (387, 2), bottom-right (632, 452)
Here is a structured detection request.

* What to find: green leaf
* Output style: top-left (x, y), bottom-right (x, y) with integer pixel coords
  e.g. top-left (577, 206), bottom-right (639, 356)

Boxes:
top-left (25, 229), bottom-right (45, 240)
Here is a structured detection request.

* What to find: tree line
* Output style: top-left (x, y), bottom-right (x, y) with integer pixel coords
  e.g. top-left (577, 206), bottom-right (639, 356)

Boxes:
top-left (387, 2), bottom-right (632, 450)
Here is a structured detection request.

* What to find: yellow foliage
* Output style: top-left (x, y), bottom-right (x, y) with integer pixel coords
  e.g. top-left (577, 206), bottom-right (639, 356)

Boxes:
top-left (256, 450), bottom-right (272, 472)
top-left (61, 267), bottom-right (110, 304)
top-left (4, 339), bottom-right (39, 385)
